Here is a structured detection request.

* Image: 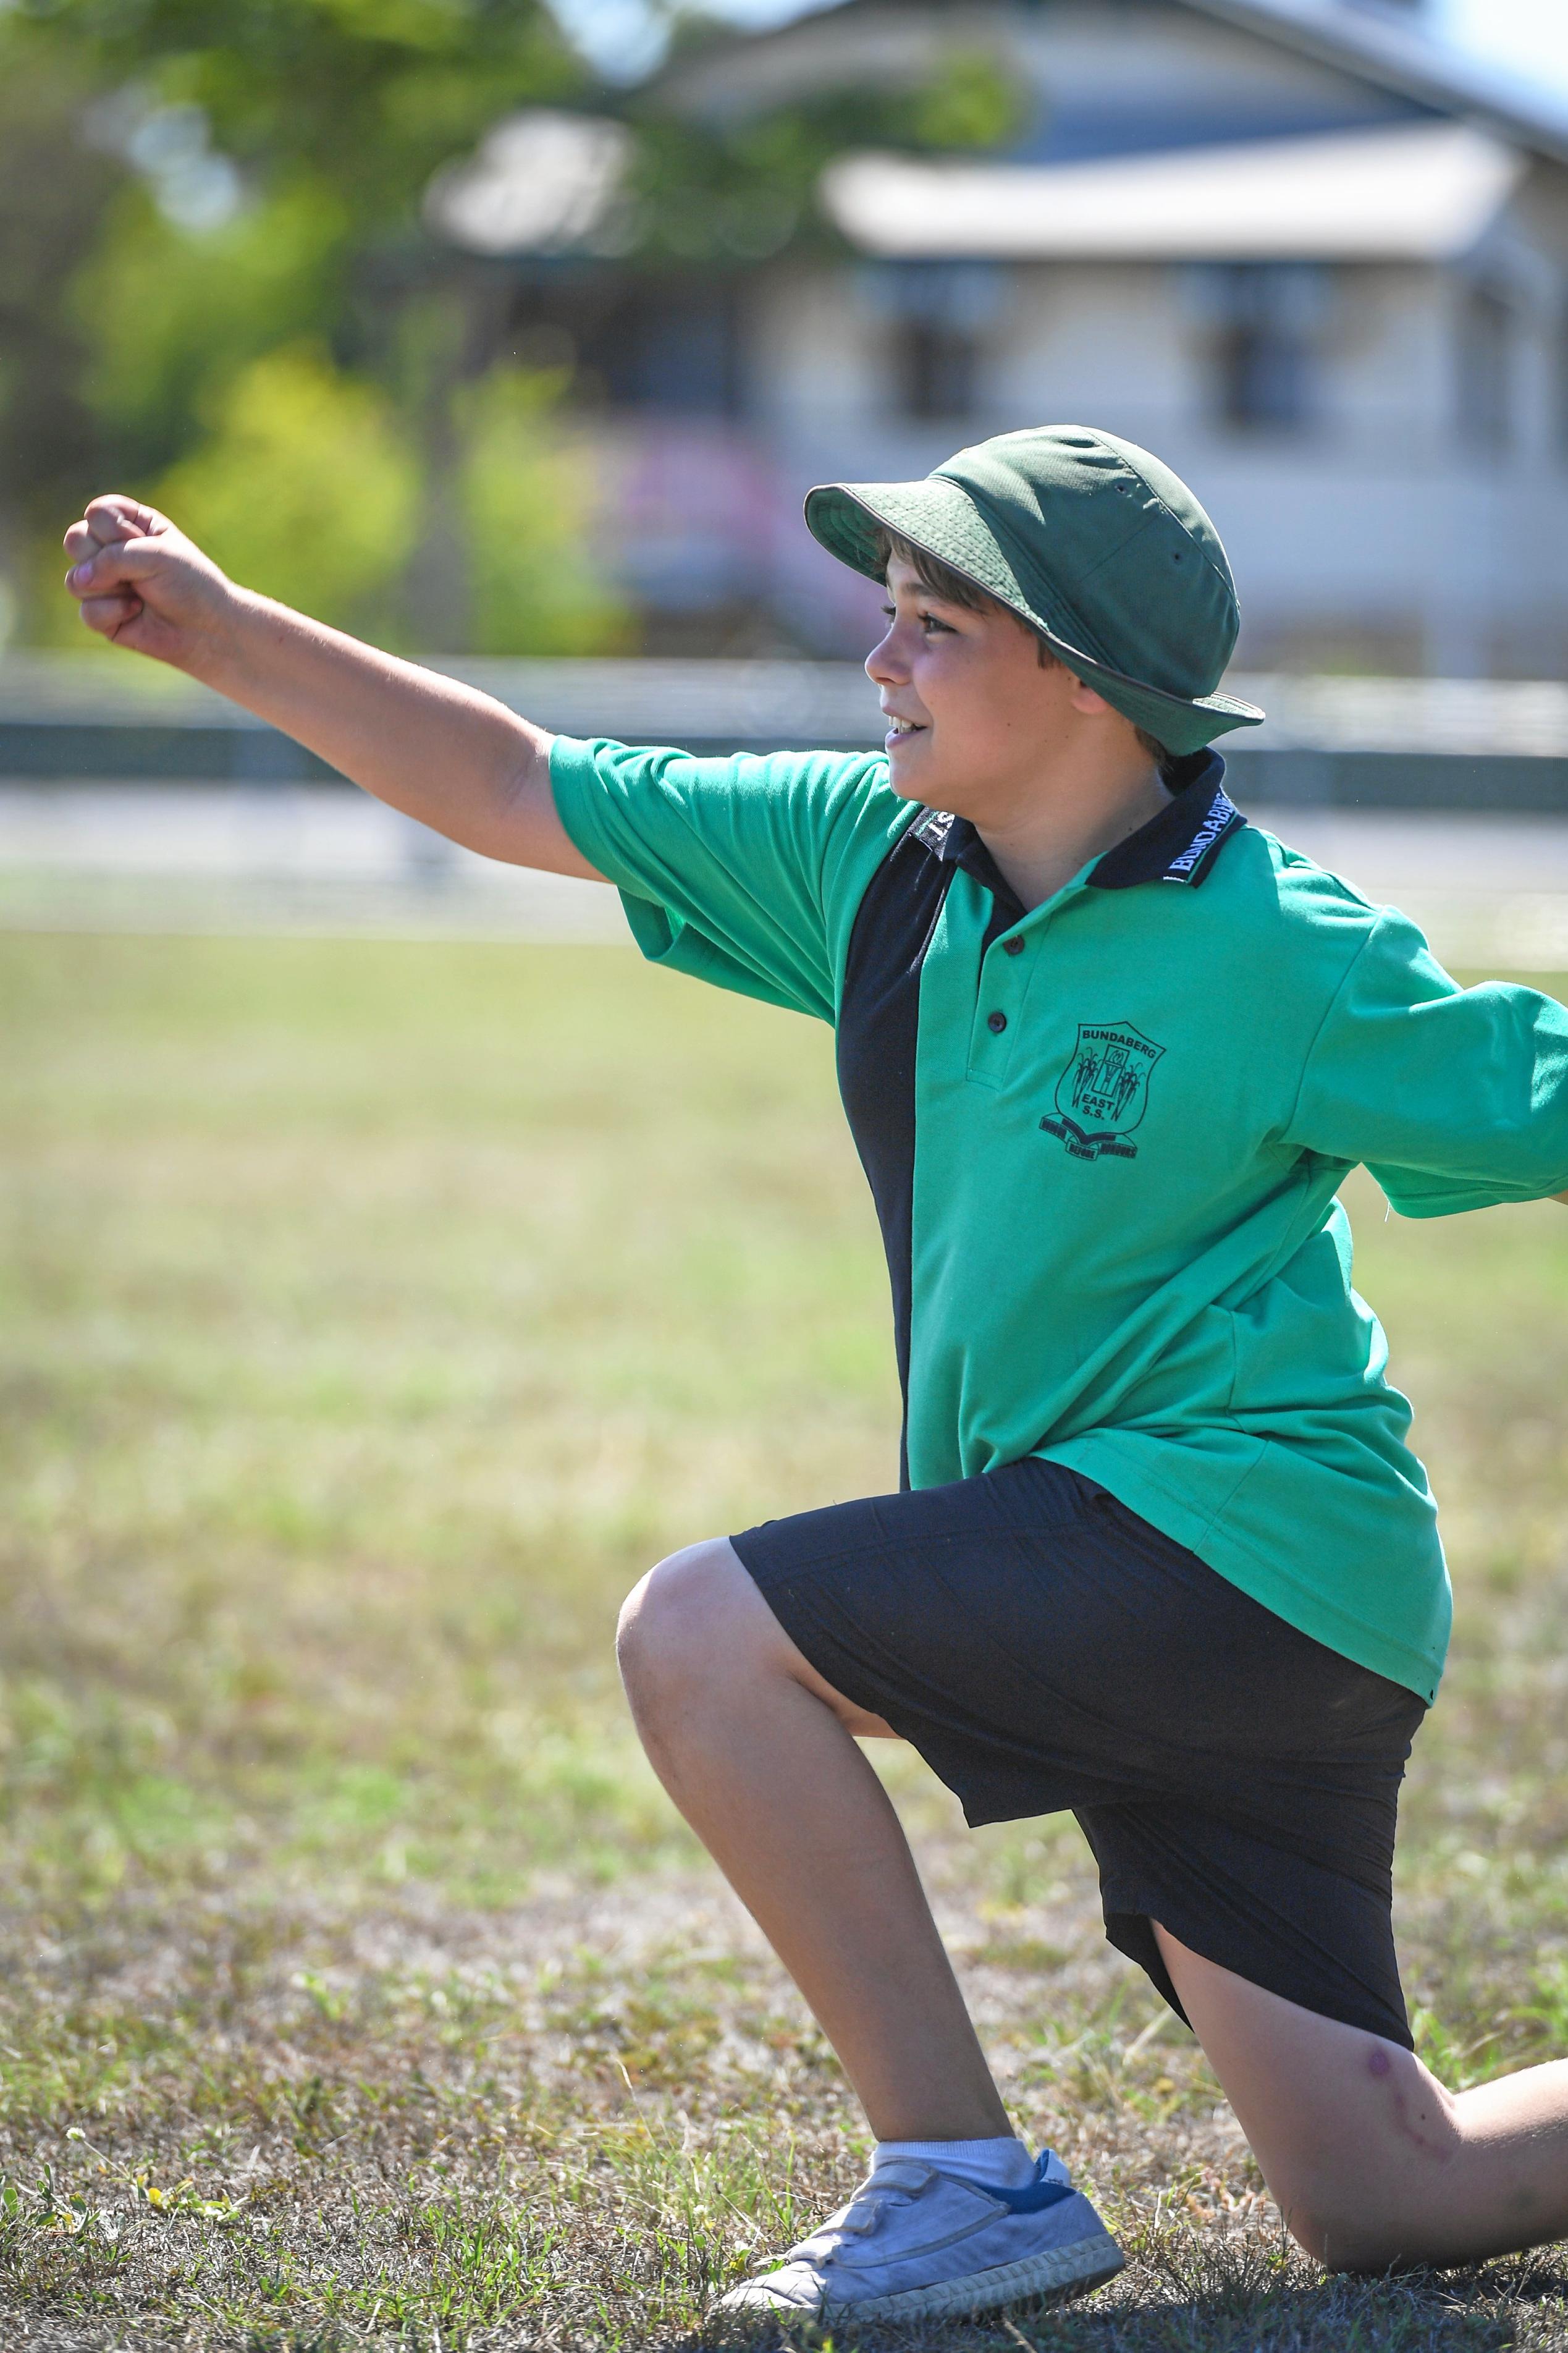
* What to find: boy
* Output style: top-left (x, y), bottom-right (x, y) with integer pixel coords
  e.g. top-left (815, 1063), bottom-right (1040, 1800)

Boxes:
top-left (65, 425), bottom-right (1568, 2325)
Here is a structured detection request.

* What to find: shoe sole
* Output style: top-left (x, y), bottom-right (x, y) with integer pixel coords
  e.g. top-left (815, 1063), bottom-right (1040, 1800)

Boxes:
top-left (715, 2226), bottom-right (1125, 2326)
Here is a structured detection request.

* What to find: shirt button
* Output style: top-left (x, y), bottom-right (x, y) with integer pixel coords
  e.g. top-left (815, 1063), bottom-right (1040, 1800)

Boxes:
top-left (987, 1010), bottom-right (1008, 1033)
top-left (1003, 936), bottom-right (1024, 957)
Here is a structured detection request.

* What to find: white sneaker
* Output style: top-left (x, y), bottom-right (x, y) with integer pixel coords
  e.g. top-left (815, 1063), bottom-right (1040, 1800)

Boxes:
top-left (711, 2146), bottom-right (1124, 2325)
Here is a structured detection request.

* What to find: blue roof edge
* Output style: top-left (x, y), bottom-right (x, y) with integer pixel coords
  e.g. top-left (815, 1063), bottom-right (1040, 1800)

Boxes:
top-left (1187, 0), bottom-right (1568, 166)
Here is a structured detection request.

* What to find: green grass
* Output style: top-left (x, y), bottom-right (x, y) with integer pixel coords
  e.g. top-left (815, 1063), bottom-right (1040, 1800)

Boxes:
top-left (1, 931), bottom-right (1566, 2350)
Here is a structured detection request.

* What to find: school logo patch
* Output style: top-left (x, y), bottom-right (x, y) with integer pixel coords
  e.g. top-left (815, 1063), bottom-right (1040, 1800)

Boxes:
top-left (1042, 1021), bottom-right (1165, 1161)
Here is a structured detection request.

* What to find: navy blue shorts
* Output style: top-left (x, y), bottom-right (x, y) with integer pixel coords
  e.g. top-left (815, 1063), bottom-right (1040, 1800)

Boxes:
top-left (730, 1458), bottom-right (1427, 2047)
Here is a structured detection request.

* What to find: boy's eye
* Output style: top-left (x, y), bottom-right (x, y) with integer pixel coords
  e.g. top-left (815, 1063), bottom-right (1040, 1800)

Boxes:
top-left (879, 600), bottom-right (954, 632)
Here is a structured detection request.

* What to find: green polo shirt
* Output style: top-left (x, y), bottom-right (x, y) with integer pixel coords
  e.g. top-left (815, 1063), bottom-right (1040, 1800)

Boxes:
top-left (551, 734), bottom-right (1568, 1704)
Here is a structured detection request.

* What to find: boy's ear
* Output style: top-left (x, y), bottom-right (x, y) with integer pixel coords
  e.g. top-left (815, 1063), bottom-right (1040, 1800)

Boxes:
top-left (1066, 675), bottom-right (1115, 719)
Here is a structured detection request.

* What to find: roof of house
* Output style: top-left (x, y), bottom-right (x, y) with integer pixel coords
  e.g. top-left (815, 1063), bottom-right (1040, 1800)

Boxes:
top-left (658, 1), bottom-right (1568, 170)
top-left (426, 1), bottom-right (1568, 262)
top-left (1187, 0), bottom-right (1568, 166)
top-left (821, 119), bottom-right (1526, 261)
top-left (426, 111), bottom-right (631, 255)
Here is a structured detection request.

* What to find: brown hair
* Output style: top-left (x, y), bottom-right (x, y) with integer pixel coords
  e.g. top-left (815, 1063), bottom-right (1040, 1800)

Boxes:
top-left (876, 527), bottom-right (1178, 782)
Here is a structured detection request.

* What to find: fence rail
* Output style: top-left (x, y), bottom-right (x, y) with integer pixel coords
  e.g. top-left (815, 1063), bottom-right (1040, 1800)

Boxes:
top-left (2, 653), bottom-right (1567, 808)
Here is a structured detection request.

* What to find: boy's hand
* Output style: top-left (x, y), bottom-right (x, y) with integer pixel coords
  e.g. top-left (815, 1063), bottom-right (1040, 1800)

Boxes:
top-left (64, 496), bottom-right (236, 676)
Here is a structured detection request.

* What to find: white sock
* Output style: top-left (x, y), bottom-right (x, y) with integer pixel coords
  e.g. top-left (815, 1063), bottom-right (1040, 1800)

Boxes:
top-left (872, 2134), bottom-right (1039, 2190)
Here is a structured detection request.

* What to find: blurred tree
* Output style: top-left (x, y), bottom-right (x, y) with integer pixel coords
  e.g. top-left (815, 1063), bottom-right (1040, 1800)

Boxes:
top-left (0, 33), bottom-right (129, 641)
top-left (26, 340), bottom-right (631, 656)
top-left (3, 0), bottom-right (1019, 648)
top-left (67, 181), bottom-right (350, 486)
top-left (147, 345), bottom-right (422, 641)
top-left (12, 0), bottom-right (585, 233)
top-left (14, 0), bottom-right (588, 473)
top-left (622, 43), bottom-right (1021, 266)
top-left (4, 0), bottom-right (602, 644)
top-left (455, 366), bottom-right (631, 655)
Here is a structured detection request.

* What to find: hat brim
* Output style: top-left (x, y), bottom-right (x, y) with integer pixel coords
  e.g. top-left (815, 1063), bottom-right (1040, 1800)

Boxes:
top-left (804, 478), bottom-right (1264, 758)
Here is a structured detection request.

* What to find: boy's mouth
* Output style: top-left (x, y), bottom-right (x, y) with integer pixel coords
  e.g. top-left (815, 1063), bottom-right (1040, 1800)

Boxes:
top-left (883, 712), bottom-right (926, 744)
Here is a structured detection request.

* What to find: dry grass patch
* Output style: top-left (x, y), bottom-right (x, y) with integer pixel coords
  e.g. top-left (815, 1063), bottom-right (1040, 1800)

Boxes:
top-left (1, 935), bottom-right (1566, 2349)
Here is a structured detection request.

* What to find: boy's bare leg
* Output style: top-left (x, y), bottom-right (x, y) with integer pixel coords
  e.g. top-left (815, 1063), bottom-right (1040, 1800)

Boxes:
top-left (617, 1538), bottom-right (1010, 2143)
top-left (1155, 1925), bottom-right (1568, 2270)
top-left (620, 1542), bottom-right (1568, 2266)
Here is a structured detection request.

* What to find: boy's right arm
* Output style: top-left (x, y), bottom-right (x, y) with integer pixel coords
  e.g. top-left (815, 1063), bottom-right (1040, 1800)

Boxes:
top-left (63, 494), bottom-right (603, 880)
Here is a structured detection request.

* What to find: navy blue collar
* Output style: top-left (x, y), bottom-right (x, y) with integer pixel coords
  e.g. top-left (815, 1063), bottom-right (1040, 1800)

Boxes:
top-left (911, 750), bottom-right (1246, 910)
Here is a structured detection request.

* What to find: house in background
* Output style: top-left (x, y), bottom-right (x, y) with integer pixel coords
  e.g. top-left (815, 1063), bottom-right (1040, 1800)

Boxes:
top-left (428, 0), bottom-right (1568, 676)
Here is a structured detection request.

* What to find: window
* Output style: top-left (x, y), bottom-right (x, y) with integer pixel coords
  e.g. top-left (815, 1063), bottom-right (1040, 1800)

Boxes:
top-left (1457, 281), bottom-right (1515, 456)
top-left (1202, 264), bottom-right (1327, 433)
top-left (571, 283), bottom-right (741, 415)
top-left (898, 316), bottom-right (978, 420)
top-left (862, 263), bottom-right (1003, 421)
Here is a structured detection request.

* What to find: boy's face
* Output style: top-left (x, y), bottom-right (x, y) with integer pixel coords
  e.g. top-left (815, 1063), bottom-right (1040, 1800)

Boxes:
top-left (867, 557), bottom-right (1133, 821)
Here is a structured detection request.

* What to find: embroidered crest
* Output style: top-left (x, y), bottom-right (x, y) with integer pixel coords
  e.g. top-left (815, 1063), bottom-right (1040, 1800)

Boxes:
top-left (1041, 1021), bottom-right (1165, 1160)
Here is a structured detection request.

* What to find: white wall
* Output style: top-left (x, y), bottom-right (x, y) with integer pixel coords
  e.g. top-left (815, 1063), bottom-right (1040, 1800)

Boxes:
top-left (745, 264), bottom-right (885, 433)
top-left (748, 221), bottom-right (1568, 670)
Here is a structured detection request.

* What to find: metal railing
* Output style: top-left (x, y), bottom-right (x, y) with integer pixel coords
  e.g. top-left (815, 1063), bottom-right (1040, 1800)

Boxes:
top-left (2, 652), bottom-right (1566, 808)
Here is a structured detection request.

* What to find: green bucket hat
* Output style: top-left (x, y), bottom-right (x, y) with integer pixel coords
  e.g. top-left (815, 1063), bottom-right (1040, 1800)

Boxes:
top-left (804, 425), bottom-right (1264, 758)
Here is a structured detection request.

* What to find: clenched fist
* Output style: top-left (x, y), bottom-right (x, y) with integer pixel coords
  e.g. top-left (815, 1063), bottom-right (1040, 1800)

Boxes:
top-left (64, 496), bottom-right (237, 675)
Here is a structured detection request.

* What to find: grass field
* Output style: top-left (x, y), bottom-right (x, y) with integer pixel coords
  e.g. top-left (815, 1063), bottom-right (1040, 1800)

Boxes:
top-left (2, 930), bottom-right (1567, 2352)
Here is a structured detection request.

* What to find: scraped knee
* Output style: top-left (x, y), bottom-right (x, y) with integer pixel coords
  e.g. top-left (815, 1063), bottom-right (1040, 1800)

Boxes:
top-left (1263, 2065), bottom-right (1465, 2275)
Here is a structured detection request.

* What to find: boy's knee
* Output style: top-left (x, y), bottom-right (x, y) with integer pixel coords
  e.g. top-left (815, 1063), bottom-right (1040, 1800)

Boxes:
top-left (1277, 2194), bottom-right (1353, 2270)
top-left (1259, 2050), bottom-right (1466, 2272)
top-left (616, 1538), bottom-right (742, 1705)
top-left (1285, 2202), bottom-right (1402, 2274)
top-left (1260, 2162), bottom-right (1379, 2270)
top-left (1272, 2163), bottom-right (1436, 2273)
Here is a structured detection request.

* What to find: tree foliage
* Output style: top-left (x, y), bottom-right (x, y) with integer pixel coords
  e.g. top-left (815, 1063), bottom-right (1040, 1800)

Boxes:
top-left (0, 38), bottom-right (129, 587)
top-left (1, 0), bottom-right (608, 646)
top-left (150, 345), bottom-right (423, 640)
top-left (69, 180), bottom-right (350, 485)
top-left (9, 0), bottom-right (586, 230)
top-left (1, 0), bottom-right (1021, 648)
top-left (456, 367), bottom-right (632, 656)
top-left (622, 45), bottom-right (1022, 266)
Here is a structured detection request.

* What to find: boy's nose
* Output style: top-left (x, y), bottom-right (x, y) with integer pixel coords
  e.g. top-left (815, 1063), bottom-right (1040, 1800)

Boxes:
top-left (865, 629), bottom-right (906, 688)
